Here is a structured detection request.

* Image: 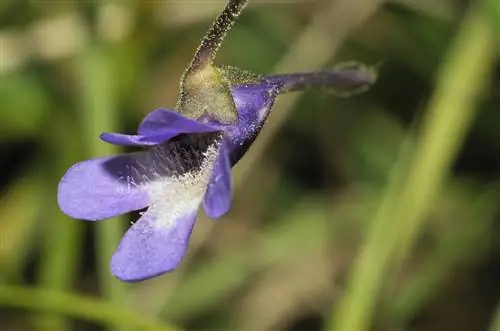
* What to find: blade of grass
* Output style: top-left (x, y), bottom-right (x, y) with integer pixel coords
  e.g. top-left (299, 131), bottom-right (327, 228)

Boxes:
top-left (486, 0), bottom-right (500, 35)
top-left (390, 8), bottom-right (495, 266)
top-left (489, 304), bottom-right (500, 331)
top-left (36, 116), bottom-right (85, 331)
top-left (0, 173), bottom-right (44, 282)
top-left (78, 45), bottom-right (130, 330)
top-left (329, 4), bottom-right (495, 331)
top-left (392, 183), bottom-right (500, 323)
top-left (0, 284), bottom-right (182, 331)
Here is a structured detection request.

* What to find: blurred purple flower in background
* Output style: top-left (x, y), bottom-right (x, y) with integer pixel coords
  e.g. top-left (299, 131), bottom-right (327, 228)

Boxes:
top-left (57, 0), bottom-right (376, 282)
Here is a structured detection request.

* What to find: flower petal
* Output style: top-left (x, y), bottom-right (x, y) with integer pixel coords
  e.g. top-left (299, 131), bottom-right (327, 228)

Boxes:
top-left (231, 83), bottom-right (281, 125)
top-left (203, 142), bottom-right (232, 219)
top-left (100, 109), bottom-right (219, 147)
top-left (110, 208), bottom-right (198, 282)
top-left (99, 132), bottom-right (173, 147)
top-left (57, 153), bottom-right (150, 221)
top-left (220, 83), bottom-right (280, 165)
top-left (60, 129), bottom-right (224, 224)
top-left (110, 132), bottom-right (225, 281)
top-left (138, 108), bottom-right (217, 136)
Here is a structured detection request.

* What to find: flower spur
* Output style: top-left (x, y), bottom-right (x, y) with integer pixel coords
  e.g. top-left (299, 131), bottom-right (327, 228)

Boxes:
top-left (57, 0), bottom-right (377, 282)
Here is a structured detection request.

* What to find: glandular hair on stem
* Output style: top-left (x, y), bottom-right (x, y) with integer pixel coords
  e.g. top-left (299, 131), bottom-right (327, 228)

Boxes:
top-left (187, 0), bottom-right (248, 73)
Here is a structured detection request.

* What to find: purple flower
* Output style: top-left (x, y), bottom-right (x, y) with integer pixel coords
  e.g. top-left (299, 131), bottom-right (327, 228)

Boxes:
top-left (57, 69), bottom-right (374, 282)
top-left (57, 80), bottom-right (282, 281)
top-left (57, 0), bottom-right (377, 282)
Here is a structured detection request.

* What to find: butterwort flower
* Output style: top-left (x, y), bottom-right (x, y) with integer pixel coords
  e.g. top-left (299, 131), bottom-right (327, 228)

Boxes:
top-left (57, 0), bottom-right (377, 282)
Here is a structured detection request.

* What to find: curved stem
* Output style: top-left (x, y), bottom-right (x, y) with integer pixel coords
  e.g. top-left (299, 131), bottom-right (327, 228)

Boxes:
top-left (0, 285), bottom-right (181, 331)
top-left (188, 0), bottom-right (248, 71)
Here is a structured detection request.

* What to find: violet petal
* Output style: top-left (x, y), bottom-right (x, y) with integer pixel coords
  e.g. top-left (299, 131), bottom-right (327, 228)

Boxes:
top-left (221, 83), bottom-right (280, 165)
top-left (138, 108), bottom-right (217, 136)
top-left (100, 109), bottom-right (219, 147)
top-left (203, 142), bottom-right (232, 219)
top-left (99, 132), bottom-right (176, 147)
top-left (231, 83), bottom-right (281, 126)
top-left (57, 153), bottom-right (150, 221)
top-left (110, 209), bottom-right (197, 282)
top-left (110, 134), bottom-right (224, 281)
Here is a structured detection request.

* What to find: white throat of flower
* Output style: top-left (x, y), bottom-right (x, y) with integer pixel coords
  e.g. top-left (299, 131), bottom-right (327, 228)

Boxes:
top-left (145, 139), bottom-right (222, 229)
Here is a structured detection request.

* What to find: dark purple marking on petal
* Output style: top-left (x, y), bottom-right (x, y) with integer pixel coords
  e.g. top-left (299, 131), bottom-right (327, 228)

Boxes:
top-left (203, 141), bottom-right (232, 219)
top-left (110, 209), bottom-right (197, 282)
top-left (57, 153), bottom-right (150, 221)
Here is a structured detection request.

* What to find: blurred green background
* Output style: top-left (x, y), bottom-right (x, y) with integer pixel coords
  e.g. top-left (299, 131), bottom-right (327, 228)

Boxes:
top-left (1, 1), bottom-right (500, 331)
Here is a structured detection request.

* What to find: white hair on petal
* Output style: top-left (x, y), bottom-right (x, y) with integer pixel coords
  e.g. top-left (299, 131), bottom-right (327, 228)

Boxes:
top-left (144, 134), bottom-right (222, 229)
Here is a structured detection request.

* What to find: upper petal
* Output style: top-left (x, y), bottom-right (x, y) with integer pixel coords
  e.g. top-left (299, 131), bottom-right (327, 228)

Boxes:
top-left (99, 132), bottom-right (173, 147)
top-left (138, 108), bottom-right (217, 136)
top-left (57, 153), bottom-right (151, 221)
top-left (100, 109), bottom-right (220, 147)
top-left (203, 141), bottom-right (232, 219)
top-left (231, 83), bottom-right (281, 126)
top-left (221, 83), bottom-right (280, 164)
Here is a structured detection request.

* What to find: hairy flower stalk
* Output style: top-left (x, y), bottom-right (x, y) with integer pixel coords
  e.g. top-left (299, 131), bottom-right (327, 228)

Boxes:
top-left (58, 0), bottom-right (377, 282)
top-left (188, 0), bottom-right (248, 70)
top-left (177, 0), bottom-right (249, 123)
